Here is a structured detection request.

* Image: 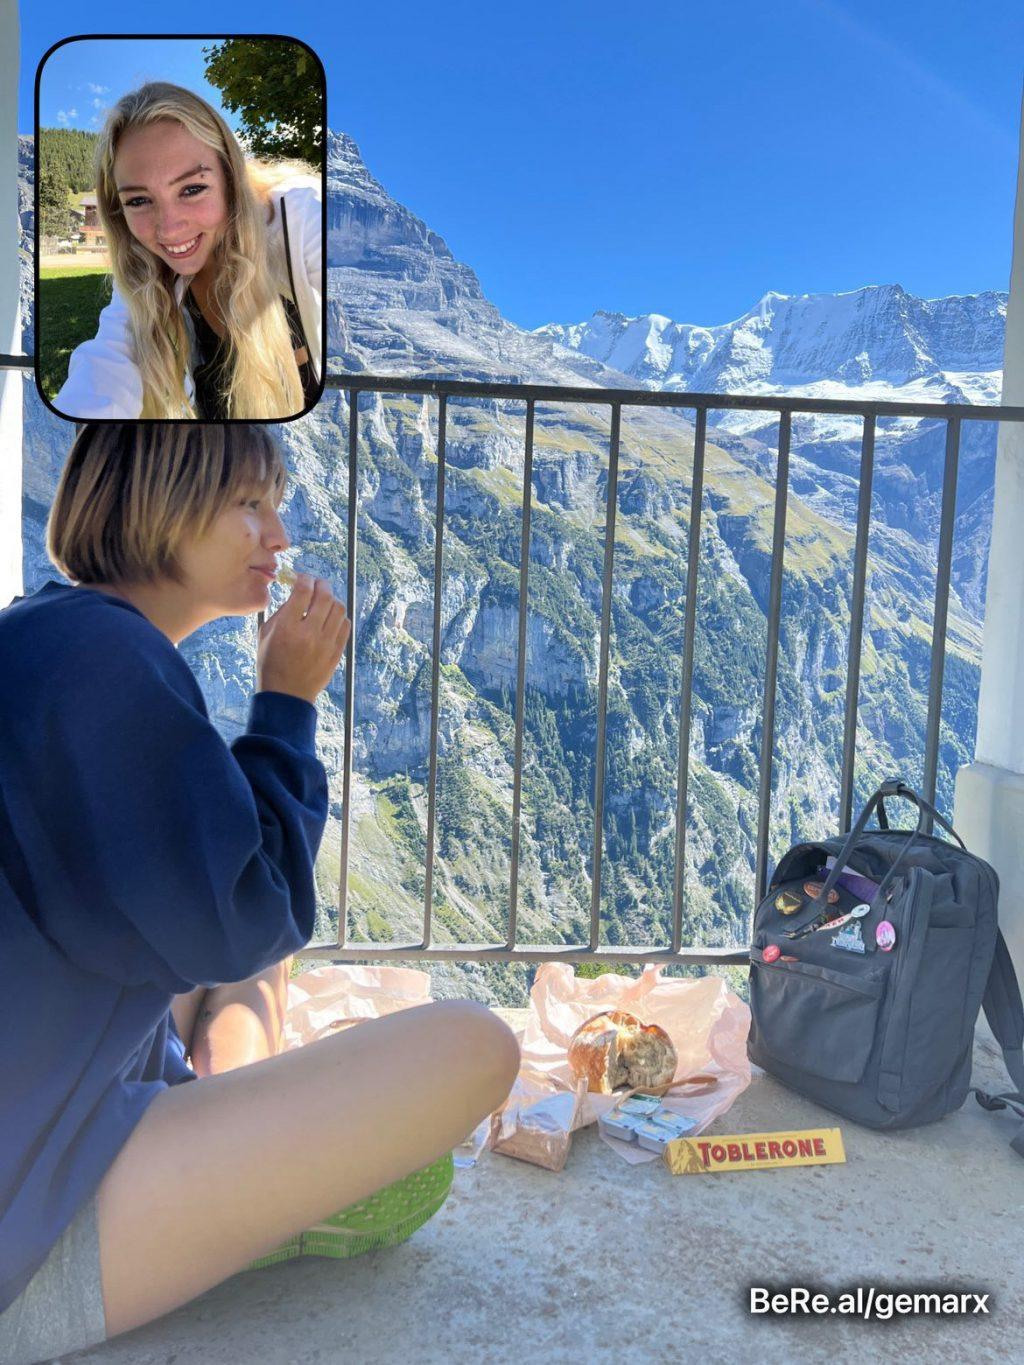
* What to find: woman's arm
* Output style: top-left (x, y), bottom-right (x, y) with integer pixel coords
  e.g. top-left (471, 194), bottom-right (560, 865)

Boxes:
top-left (17, 610), bottom-right (329, 995)
top-left (52, 285), bottom-right (146, 420)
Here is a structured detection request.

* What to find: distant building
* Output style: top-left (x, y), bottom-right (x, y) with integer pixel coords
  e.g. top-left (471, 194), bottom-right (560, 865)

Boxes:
top-left (78, 193), bottom-right (106, 249)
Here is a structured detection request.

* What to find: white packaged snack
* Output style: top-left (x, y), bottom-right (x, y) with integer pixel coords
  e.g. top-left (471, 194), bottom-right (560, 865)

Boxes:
top-left (648, 1108), bottom-right (697, 1138)
top-left (634, 1120), bottom-right (675, 1153)
top-left (615, 1095), bottom-right (663, 1118)
top-left (597, 1111), bottom-right (643, 1143)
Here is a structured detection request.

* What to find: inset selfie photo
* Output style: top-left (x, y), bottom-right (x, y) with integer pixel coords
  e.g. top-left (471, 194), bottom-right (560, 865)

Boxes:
top-left (35, 34), bottom-right (326, 422)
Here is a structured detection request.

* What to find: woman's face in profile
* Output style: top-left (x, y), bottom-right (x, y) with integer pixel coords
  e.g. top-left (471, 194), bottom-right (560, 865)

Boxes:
top-left (178, 483), bottom-right (291, 617)
top-left (114, 119), bottom-right (230, 278)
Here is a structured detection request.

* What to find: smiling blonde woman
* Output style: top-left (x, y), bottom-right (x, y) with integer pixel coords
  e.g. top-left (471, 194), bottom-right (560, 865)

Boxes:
top-left (52, 83), bottom-right (323, 421)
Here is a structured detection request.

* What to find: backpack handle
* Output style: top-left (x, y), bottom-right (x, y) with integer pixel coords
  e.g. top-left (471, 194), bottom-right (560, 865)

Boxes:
top-left (811, 780), bottom-right (963, 913)
top-left (874, 779), bottom-right (967, 850)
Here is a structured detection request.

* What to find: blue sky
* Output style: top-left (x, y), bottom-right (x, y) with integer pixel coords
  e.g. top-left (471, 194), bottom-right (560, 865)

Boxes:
top-left (36, 38), bottom-right (241, 137)
top-left (19, 2), bottom-right (1024, 331)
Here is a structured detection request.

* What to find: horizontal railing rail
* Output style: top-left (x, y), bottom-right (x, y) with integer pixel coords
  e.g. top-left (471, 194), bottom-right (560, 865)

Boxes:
top-left (9, 354), bottom-right (1024, 968)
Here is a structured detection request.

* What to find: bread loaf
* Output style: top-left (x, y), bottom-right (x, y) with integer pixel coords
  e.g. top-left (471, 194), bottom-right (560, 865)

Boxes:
top-left (567, 1009), bottom-right (677, 1093)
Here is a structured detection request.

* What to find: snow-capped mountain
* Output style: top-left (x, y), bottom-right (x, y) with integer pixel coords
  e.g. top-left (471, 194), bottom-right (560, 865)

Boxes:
top-left (538, 288), bottom-right (1008, 618)
top-left (535, 286), bottom-right (1006, 415)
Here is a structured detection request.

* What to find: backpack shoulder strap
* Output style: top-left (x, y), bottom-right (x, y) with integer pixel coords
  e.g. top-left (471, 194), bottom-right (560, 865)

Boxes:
top-left (973, 929), bottom-right (1024, 1156)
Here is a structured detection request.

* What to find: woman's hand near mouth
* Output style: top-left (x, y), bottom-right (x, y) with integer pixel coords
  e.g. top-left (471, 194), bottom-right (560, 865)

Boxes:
top-left (255, 574), bottom-right (349, 705)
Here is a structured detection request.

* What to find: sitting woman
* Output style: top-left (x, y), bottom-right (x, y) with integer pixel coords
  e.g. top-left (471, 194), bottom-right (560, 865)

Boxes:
top-left (52, 82), bottom-right (323, 421)
top-left (0, 422), bottom-right (520, 1365)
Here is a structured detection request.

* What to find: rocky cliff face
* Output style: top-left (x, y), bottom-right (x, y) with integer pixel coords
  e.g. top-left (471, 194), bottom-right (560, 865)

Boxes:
top-left (18, 133), bottom-right (990, 1005)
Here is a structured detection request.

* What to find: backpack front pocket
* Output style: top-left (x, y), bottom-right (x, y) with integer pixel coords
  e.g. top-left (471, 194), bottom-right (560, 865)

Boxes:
top-left (750, 953), bottom-right (886, 1084)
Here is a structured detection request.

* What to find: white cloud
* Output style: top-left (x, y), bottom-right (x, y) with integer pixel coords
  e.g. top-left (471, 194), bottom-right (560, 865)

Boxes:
top-left (92, 98), bottom-right (105, 109)
top-left (85, 83), bottom-right (109, 95)
top-left (56, 108), bottom-right (79, 125)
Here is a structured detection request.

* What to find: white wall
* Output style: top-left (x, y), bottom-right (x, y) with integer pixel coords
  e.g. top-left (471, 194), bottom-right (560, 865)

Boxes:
top-left (974, 87), bottom-right (1024, 777)
top-left (0, 0), bottom-right (22, 609)
top-left (954, 83), bottom-right (1024, 983)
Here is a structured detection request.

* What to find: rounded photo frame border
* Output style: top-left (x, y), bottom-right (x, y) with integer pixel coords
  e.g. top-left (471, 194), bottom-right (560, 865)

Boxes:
top-left (32, 30), bottom-right (329, 427)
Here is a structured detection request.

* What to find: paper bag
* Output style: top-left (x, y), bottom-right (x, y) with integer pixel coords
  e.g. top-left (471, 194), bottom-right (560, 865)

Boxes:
top-left (280, 962), bottom-right (433, 1050)
top-left (518, 962), bottom-right (752, 1165)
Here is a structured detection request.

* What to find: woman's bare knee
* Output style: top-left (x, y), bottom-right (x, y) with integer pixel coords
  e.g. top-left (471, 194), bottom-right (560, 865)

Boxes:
top-left (441, 1000), bottom-right (520, 1100)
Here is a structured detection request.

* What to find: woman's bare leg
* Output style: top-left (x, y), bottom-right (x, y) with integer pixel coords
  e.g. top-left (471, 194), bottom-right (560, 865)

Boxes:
top-left (96, 999), bottom-right (520, 1340)
top-left (189, 956), bottom-right (293, 1075)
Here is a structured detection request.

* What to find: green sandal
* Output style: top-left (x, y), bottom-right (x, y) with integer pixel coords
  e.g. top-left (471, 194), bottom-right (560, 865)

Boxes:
top-left (247, 1151), bottom-right (455, 1270)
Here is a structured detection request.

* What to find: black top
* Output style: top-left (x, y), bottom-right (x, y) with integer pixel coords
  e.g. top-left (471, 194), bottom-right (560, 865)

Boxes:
top-left (184, 290), bottom-right (317, 419)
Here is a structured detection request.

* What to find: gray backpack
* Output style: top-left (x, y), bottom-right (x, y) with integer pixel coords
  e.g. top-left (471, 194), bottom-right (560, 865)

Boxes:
top-left (748, 779), bottom-right (1024, 1154)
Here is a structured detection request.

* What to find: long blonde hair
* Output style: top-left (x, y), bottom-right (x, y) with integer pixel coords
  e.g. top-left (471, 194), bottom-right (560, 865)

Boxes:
top-left (94, 82), bottom-right (315, 420)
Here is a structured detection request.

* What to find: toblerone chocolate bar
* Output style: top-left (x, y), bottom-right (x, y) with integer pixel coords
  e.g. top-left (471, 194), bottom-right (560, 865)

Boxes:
top-left (664, 1127), bottom-right (845, 1174)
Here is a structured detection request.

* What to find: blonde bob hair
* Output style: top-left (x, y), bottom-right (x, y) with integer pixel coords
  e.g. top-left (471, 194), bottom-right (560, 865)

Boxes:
top-left (47, 423), bottom-right (288, 587)
top-left (94, 81), bottom-right (314, 420)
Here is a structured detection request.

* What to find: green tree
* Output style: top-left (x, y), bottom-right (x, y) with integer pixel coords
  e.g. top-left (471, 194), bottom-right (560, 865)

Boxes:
top-left (39, 175), bottom-right (71, 238)
top-left (203, 39), bottom-right (324, 168)
top-left (38, 127), bottom-right (100, 237)
top-left (436, 742), bottom-right (474, 859)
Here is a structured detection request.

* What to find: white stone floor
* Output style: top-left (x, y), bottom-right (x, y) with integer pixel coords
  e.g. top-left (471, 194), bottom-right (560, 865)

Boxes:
top-left (65, 1021), bottom-right (1023, 1365)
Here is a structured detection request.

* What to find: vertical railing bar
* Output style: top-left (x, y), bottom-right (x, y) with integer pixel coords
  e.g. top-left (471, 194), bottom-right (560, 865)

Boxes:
top-left (671, 406), bottom-right (707, 955)
top-left (921, 415), bottom-right (961, 824)
top-left (507, 399), bottom-right (535, 951)
top-left (589, 404), bottom-right (622, 951)
top-left (839, 414), bottom-right (875, 833)
top-left (422, 394), bottom-right (448, 944)
top-left (754, 410), bottom-right (792, 908)
top-left (337, 389), bottom-right (359, 947)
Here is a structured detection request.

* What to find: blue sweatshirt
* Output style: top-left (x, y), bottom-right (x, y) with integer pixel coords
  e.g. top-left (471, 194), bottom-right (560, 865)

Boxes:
top-left (0, 581), bottom-right (329, 1313)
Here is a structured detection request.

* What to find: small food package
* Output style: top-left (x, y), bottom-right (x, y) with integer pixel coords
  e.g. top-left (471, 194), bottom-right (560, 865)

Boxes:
top-left (597, 1094), bottom-right (698, 1152)
top-left (489, 1068), bottom-right (585, 1173)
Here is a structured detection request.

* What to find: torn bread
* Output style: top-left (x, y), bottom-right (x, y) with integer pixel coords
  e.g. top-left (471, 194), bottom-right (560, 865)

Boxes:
top-left (567, 1009), bottom-right (678, 1093)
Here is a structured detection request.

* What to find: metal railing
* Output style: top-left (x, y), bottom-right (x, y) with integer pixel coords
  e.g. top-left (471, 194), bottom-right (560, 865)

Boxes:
top-left (7, 356), bottom-right (1024, 967)
top-left (304, 375), bottom-right (1024, 967)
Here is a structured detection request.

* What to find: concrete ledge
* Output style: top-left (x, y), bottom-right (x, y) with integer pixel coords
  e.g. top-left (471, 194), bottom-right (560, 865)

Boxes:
top-left (954, 761), bottom-right (1024, 984)
top-left (68, 1031), bottom-right (1023, 1364)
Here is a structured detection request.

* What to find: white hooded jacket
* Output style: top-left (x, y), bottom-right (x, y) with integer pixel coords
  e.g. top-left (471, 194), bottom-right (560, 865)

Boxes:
top-left (53, 175), bottom-right (323, 420)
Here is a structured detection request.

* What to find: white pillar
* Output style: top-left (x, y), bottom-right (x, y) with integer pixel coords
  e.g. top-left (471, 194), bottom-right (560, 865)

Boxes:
top-left (954, 85), bottom-right (1024, 984)
top-left (0, 0), bottom-right (22, 610)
